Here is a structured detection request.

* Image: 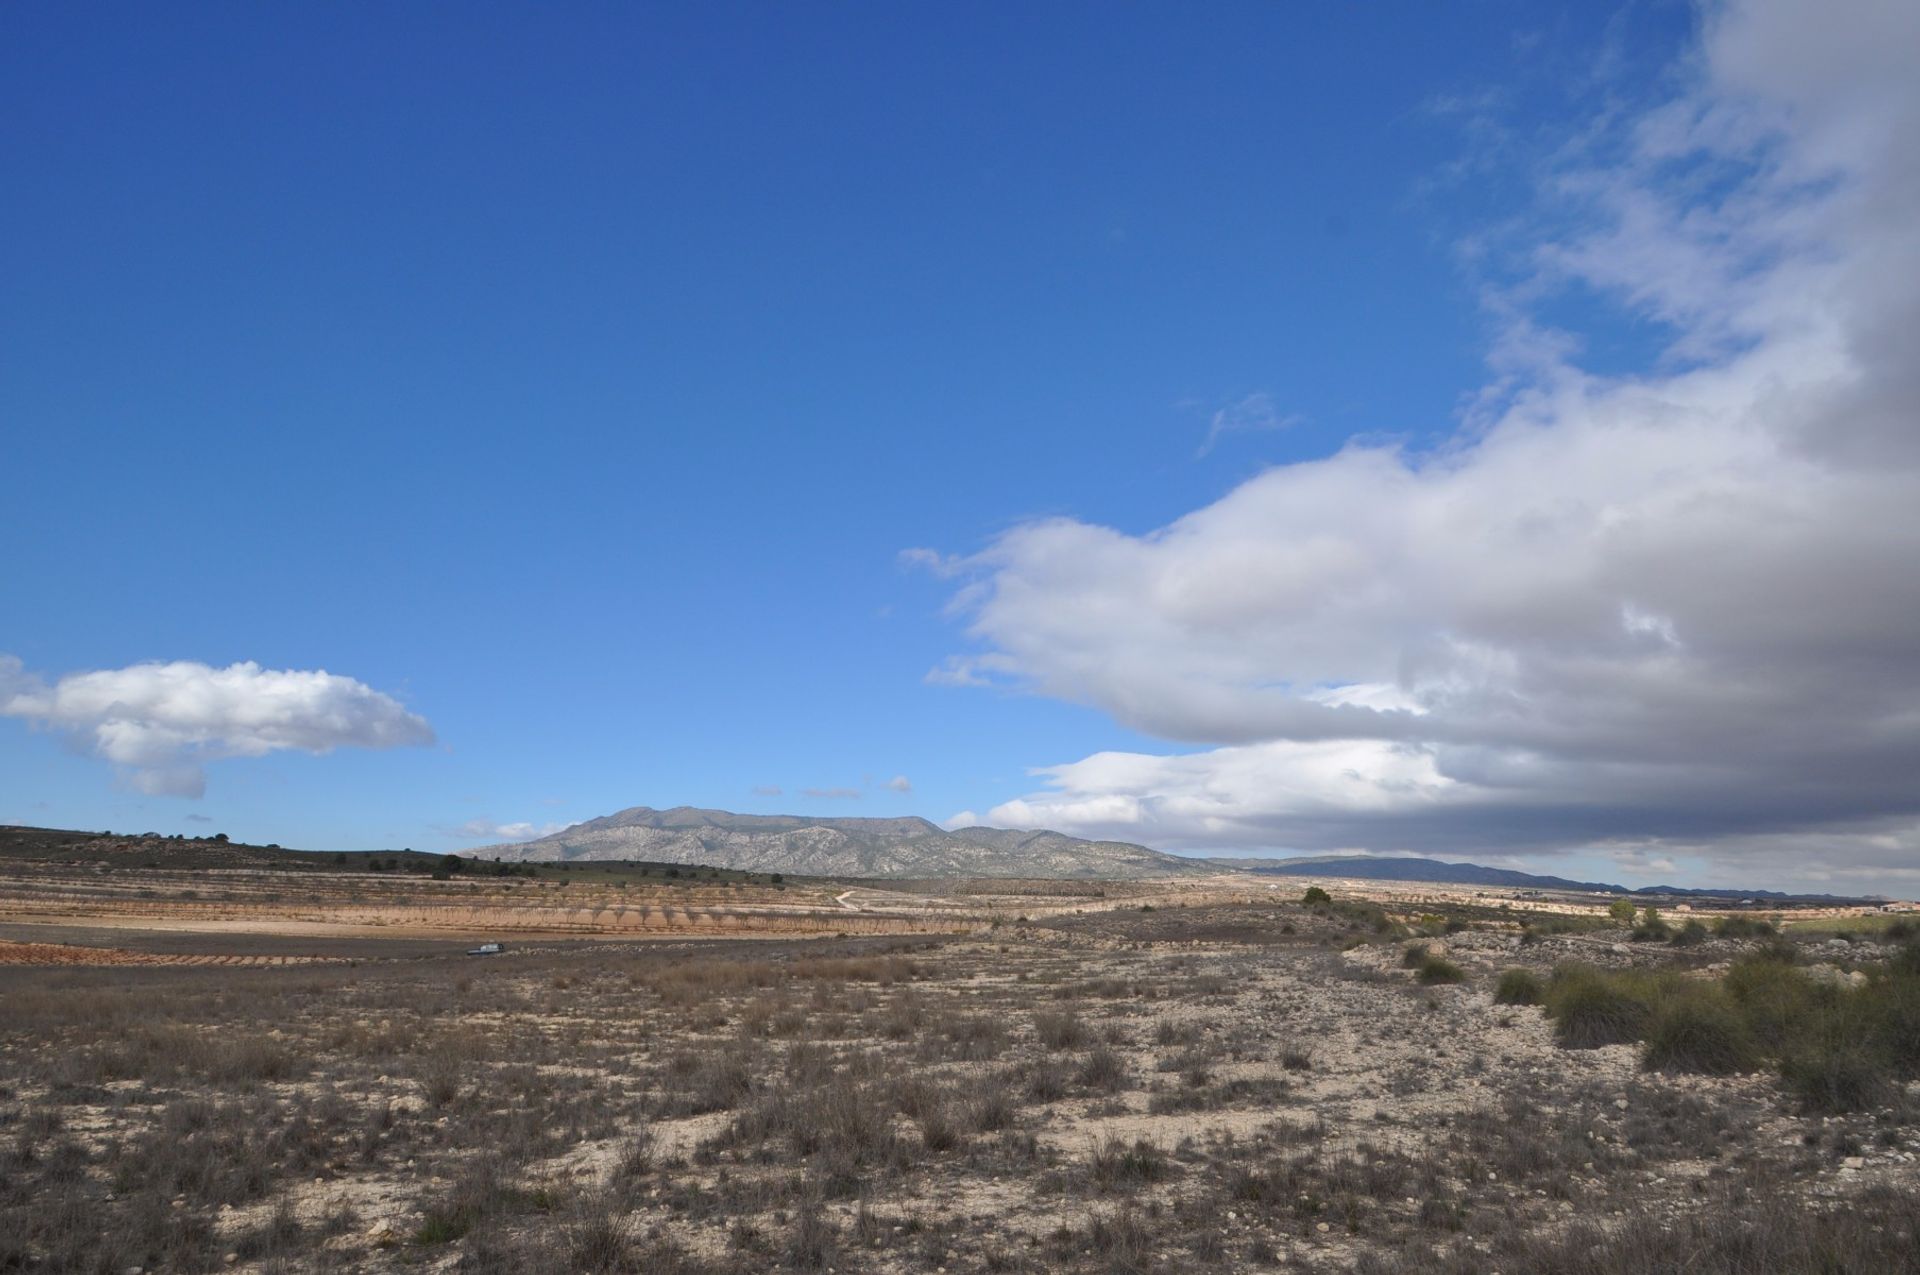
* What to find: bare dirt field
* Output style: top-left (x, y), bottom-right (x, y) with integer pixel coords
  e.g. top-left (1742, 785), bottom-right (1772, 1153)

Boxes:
top-left (2, 863), bottom-right (1917, 1273)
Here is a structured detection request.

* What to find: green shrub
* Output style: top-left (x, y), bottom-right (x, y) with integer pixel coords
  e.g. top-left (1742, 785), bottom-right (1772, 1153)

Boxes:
top-left (1493, 969), bottom-right (1544, 1006)
top-left (1631, 907), bottom-right (1671, 942)
top-left (1861, 970), bottom-right (1920, 1074)
top-left (1401, 943), bottom-right (1430, 969)
top-left (1669, 919), bottom-right (1710, 948)
top-left (1608, 898), bottom-right (1638, 925)
top-left (1302, 886), bottom-right (1331, 905)
top-left (1416, 956), bottom-right (1464, 985)
top-left (1330, 901), bottom-right (1401, 935)
top-left (1544, 966), bottom-right (1658, 1048)
top-left (1714, 915), bottom-right (1776, 939)
top-left (1642, 985), bottom-right (1759, 1075)
top-left (1724, 957), bottom-right (1829, 1043)
top-left (1780, 1041), bottom-right (1889, 1114)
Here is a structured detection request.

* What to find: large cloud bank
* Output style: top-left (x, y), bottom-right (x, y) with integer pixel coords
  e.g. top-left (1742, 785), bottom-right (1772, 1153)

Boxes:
top-left (1, 655), bottom-right (434, 798)
top-left (925, 0), bottom-right (1920, 890)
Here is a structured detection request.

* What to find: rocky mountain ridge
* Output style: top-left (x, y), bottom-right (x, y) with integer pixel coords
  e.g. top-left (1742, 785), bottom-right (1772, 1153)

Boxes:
top-left (472, 805), bottom-right (1197, 879)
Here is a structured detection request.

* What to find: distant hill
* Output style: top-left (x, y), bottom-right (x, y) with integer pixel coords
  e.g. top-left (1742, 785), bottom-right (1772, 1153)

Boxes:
top-left (473, 805), bottom-right (1196, 879)
top-left (1205, 853), bottom-right (1876, 902)
top-left (1205, 853), bottom-right (1628, 893)
top-left (0, 825), bottom-right (437, 873)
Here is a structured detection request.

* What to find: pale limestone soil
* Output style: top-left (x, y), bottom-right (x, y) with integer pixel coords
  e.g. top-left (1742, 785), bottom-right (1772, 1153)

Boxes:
top-left (10, 913), bottom-right (1918, 1274)
top-left (316, 939), bottom-right (1904, 1269)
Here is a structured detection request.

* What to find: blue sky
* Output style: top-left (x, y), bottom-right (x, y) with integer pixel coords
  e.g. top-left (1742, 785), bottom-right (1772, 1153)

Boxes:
top-left (8, 3), bottom-right (1918, 895)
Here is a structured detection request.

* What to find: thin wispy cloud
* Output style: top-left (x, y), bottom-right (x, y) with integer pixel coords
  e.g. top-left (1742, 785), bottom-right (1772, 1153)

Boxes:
top-left (1196, 392), bottom-right (1300, 456)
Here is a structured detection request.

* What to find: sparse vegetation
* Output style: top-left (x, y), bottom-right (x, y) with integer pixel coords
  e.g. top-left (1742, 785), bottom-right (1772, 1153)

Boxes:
top-left (0, 845), bottom-right (1912, 1273)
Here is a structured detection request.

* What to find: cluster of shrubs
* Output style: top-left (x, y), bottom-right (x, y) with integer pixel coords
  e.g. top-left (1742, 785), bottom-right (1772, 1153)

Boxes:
top-left (1511, 946), bottom-right (1920, 1111)
top-left (1604, 899), bottom-right (1782, 948)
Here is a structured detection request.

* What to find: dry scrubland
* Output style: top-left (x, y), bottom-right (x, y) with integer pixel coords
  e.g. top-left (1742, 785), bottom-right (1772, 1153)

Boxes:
top-left (3, 878), bottom-right (1919, 1273)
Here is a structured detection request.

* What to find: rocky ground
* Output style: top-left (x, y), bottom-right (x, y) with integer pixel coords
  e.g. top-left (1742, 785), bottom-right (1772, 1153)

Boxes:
top-left (1, 889), bottom-right (1915, 1273)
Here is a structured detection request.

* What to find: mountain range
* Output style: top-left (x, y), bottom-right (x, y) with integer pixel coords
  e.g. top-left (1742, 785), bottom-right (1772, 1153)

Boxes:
top-left (472, 805), bottom-right (1877, 900)
top-left (1205, 854), bottom-right (1873, 901)
top-left (472, 806), bottom-right (1193, 879)
top-left (1202, 854), bottom-right (1631, 893)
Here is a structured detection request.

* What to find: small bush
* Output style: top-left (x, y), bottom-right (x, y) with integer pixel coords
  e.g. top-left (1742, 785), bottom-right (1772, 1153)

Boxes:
top-left (967, 1088), bottom-right (1017, 1134)
top-left (1493, 969), bottom-right (1544, 1006)
top-left (787, 1201), bottom-right (835, 1270)
top-left (918, 1107), bottom-right (959, 1154)
top-left (564, 1204), bottom-right (637, 1272)
top-left (1863, 970), bottom-right (1920, 1072)
top-left (1025, 1060), bottom-right (1070, 1103)
top-left (1544, 966), bottom-right (1656, 1048)
top-left (1302, 887), bottom-right (1332, 905)
top-left (1642, 986), bottom-right (1759, 1075)
top-left (1715, 915), bottom-right (1777, 939)
top-left (1669, 919), bottom-right (1710, 947)
top-left (1084, 1208), bottom-right (1152, 1272)
top-left (1034, 1011), bottom-right (1090, 1051)
top-left (1077, 1046), bottom-right (1129, 1094)
top-left (1724, 957), bottom-right (1828, 1043)
top-left (1781, 1041), bottom-right (1889, 1114)
top-left (1416, 956), bottom-right (1464, 985)
top-left (1088, 1137), bottom-right (1169, 1191)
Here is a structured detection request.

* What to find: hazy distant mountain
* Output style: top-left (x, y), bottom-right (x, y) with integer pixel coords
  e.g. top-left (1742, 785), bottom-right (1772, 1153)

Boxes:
top-left (1206, 853), bottom-right (1876, 901)
top-left (473, 806), bottom-right (1197, 879)
top-left (1205, 854), bottom-right (1628, 893)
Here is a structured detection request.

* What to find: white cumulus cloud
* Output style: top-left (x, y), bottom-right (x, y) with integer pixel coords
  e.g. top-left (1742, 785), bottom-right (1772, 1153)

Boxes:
top-left (931, 0), bottom-right (1920, 891)
top-left (0, 654), bottom-right (434, 798)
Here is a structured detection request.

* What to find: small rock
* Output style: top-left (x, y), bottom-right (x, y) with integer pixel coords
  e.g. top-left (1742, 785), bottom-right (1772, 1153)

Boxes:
top-left (1316, 1222), bottom-right (1330, 1234)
